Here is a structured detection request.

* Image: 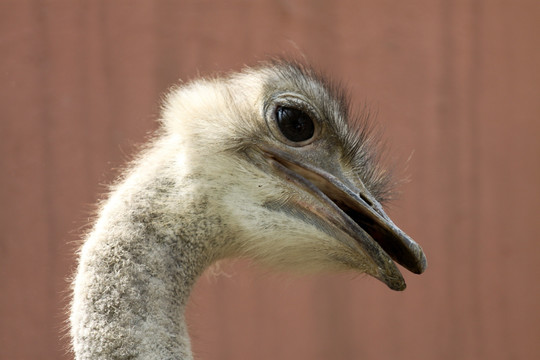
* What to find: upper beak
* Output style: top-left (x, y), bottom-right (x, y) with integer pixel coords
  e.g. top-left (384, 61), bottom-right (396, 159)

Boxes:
top-left (261, 146), bottom-right (427, 291)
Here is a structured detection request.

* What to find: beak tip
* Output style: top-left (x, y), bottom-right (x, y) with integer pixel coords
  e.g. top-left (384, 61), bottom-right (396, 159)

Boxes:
top-left (412, 249), bottom-right (428, 275)
top-left (400, 241), bottom-right (428, 275)
top-left (381, 274), bottom-right (407, 291)
top-left (391, 281), bottom-right (407, 291)
top-left (376, 261), bottom-right (407, 291)
top-left (379, 246), bottom-right (427, 291)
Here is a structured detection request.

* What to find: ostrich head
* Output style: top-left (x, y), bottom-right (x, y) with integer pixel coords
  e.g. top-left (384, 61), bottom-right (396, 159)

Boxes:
top-left (158, 61), bottom-right (426, 290)
top-left (72, 60), bottom-right (427, 360)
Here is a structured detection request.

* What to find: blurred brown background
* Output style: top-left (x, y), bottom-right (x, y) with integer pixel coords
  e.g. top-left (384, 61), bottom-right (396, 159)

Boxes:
top-left (1, 1), bottom-right (539, 359)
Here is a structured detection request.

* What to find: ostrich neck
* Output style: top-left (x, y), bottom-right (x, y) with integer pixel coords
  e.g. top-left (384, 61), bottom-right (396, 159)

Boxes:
top-left (72, 165), bottom-right (224, 360)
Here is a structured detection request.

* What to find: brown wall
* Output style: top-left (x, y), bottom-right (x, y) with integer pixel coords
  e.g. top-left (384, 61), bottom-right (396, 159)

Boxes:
top-left (1, 1), bottom-right (539, 359)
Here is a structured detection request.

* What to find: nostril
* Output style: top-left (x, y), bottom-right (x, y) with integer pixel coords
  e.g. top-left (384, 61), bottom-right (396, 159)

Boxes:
top-left (360, 192), bottom-right (373, 207)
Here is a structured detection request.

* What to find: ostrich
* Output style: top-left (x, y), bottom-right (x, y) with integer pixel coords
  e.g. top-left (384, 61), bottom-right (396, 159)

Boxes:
top-left (70, 61), bottom-right (427, 360)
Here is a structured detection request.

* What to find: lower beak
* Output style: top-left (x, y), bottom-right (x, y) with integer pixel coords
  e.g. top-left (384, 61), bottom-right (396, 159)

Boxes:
top-left (262, 147), bottom-right (427, 291)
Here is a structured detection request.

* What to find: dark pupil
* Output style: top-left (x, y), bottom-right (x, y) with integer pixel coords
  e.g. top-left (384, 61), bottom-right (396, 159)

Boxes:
top-left (275, 106), bottom-right (315, 142)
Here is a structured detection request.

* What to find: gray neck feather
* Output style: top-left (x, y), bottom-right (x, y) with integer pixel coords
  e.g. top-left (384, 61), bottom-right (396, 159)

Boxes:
top-left (71, 152), bottom-right (224, 359)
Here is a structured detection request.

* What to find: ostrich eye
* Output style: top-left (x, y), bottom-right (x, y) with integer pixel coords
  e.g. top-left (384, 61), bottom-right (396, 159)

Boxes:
top-left (275, 106), bottom-right (315, 143)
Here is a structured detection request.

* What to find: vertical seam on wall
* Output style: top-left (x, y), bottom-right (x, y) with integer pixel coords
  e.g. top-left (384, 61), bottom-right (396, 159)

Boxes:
top-left (467, 0), bottom-right (483, 358)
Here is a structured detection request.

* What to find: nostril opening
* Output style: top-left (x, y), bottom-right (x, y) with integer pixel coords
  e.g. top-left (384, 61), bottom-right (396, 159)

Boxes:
top-left (360, 192), bottom-right (373, 207)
